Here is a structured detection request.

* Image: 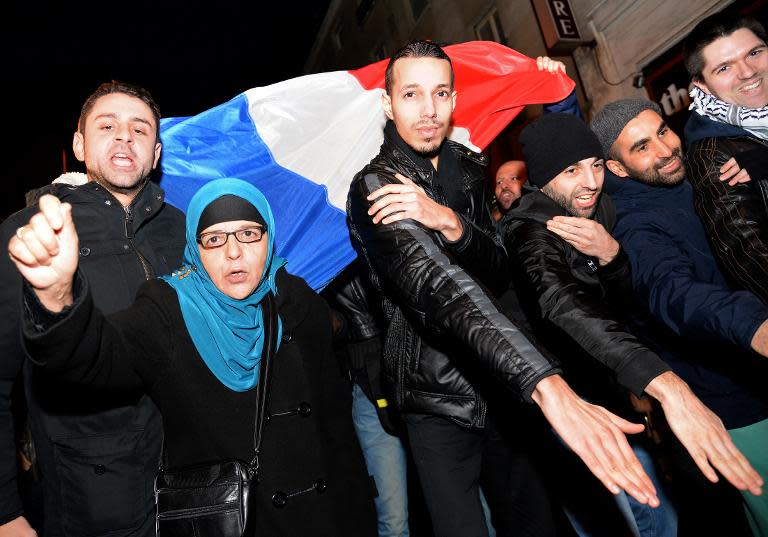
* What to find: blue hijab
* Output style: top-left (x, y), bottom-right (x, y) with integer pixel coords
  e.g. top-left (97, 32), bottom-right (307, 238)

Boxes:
top-left (161, 178), bottom-right (287, 391)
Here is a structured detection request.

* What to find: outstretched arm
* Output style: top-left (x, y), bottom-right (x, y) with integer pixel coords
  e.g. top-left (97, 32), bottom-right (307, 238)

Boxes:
top-left (617, 216), bottom-right (768, 356)
top-left (350, 169), bottom-right (554, 398)
top-left (507, 223), bottom-right (670, 396)
top-left (544, 216), bottom-right (764, 492)
top-left (351, 172), bottom-right (658, 505)
top-left (644, 372), bottom-right (763, 495)
top-left (531, 375), bottom-right (658, 506)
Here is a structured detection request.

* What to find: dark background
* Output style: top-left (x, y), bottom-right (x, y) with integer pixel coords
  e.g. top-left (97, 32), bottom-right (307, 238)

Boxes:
top-left (3, 1), bottom-right (331, 220)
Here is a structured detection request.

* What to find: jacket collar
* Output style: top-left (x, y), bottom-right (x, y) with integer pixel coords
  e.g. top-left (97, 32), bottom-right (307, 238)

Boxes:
top-left (505, 188), bottom-right (567, 225)
top-left (273, 268), bottom-right (311, 331)
top-left (603, 171), bottom-right (697, 226)
top-left (382, 121), bottom-right (488, 175)
top-left (684, 111), bottom-right (752, 147)
top-left (384, 120), bottom-right (434, 174)
top-left (40, 178), bottom-right (169, 231)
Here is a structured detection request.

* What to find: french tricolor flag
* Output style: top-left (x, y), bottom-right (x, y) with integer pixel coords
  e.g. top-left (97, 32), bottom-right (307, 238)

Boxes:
top-left (158, 41), bottom-right (574, 290)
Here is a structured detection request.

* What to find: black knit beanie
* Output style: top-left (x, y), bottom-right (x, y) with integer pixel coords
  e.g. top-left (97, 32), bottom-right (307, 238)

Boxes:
top-left (519, 113), bottom-right (605, 189)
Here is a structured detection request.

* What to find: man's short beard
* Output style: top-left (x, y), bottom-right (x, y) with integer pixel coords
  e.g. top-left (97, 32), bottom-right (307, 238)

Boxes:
top-left (89, 170), bottom-right (152, 197)
top-left (415, 141), bottom-right (442, 159)
top-left (541, 184), bottom-right (598, 218)
top-left (622, 148), bottom-right (685, 187)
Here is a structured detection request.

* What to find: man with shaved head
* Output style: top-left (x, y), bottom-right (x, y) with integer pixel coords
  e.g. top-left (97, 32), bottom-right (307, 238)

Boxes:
top-left (492, 160), bottom-right (528, 220)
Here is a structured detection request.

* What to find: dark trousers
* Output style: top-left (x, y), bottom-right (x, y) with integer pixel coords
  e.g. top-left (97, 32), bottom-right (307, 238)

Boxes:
top-left (664, 434), bottom-right (752, 537)
top-left (404, 412), bottom-right (558, 537)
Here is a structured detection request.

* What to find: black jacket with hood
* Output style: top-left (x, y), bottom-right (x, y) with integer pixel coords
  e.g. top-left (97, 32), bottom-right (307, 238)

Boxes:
top-left (0, 177), bottom-right (184, 536)
top-left (685, 112), bottom-right (768, 303)
top-left (347, 122), bottom-right (558, 428)
top-left (500, 189), bottom-right (671, 406)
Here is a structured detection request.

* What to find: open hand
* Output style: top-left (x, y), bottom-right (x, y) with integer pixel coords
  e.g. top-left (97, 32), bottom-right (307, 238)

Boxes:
top-left (646, 372), bottom-right (763, 495)
top-left (532, 375), bottom-right (659, 506)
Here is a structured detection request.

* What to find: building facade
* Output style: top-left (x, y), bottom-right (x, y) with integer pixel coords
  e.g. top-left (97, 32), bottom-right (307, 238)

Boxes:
top-left (305, 0), bottom-right (765, 172)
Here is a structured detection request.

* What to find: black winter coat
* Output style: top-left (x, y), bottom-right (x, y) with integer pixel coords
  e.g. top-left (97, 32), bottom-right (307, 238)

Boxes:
top-left (324, 262), bottom-right (403, 434)
top-left (347, 122), bottom-right (557, 428)
top-left (685, 112), bottom-right (768, 304)
top-left (0, 180), bottom-right (184, 535)
top-left (501, 190), bottom-right (670, 400)
top-left (23, 269), bottom-right (377, 537)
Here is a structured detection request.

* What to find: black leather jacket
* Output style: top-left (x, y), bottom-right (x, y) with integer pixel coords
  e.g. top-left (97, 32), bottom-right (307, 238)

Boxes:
top-left (0, 179), bottom-right (184, 535)
top-left (501, 190), bottom-right (671, 400)
top-left (347, 124), bottom-right (557, 428)
top-left (325, 263), bottom-right (404, 434)
top-left (685, 113), bottom-right (768, 304)
top-left (328, 263), bottom-right (381, 344)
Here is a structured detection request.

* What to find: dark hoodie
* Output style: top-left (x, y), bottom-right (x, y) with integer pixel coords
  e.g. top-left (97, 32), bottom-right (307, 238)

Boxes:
top-left (500, 188), bottom-right (671, 412)
top-left (604, 172), bottom-right (768, 429)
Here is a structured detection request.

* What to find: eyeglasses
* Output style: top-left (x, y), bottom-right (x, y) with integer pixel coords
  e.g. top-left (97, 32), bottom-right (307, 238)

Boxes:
top-left (197, 226), bottom-right (266, 249)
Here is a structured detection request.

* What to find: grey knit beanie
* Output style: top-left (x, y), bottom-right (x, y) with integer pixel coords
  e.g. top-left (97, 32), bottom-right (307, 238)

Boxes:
top-left (590, 100), bottom-right (662, 157)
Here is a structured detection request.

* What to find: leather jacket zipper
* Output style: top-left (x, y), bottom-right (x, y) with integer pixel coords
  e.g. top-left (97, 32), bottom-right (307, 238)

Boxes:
top-left (156, 501), bottom-right (240, 519)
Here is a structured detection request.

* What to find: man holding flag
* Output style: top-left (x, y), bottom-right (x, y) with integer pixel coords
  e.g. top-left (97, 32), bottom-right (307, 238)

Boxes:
top-left (347, 40), bottom-right (659, 537)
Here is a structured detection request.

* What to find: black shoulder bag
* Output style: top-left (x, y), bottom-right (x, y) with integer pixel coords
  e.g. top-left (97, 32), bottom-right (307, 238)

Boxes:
top-left (154, 293), bottom-right (277, 537)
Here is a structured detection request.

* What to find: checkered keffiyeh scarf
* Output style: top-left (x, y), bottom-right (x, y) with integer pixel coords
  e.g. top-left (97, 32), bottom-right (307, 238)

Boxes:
top-left (689, 85), bottom-right (768, 141)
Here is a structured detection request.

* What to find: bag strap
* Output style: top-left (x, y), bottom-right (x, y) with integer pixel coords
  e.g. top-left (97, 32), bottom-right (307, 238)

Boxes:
top-left (158, 293), bottom-right (278, 472)
top-left (249, 292), bottom-right (278, 473)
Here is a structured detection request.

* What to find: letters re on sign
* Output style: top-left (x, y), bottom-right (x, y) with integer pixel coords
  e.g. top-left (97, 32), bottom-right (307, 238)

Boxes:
top-left (531, 0), bottom-right (586, 52)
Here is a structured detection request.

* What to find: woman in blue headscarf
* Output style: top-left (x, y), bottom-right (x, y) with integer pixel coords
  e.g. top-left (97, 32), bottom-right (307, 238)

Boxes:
top-left (11, 179), bottom-right (376, 536)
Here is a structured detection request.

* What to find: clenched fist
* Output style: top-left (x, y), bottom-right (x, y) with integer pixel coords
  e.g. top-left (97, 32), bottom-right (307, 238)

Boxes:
top-left (8, 194), bottom-right (78, 312)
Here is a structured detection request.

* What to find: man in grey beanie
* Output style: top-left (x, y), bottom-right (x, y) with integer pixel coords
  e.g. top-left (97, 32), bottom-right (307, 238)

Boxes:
top-left (500, 111), bottom-right (764, 536)
top-left (552, 98), bottom-right (768, 534)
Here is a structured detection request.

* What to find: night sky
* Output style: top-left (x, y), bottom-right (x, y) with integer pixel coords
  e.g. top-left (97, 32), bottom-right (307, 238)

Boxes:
top-left (4, 1), bottom-right (331, 220)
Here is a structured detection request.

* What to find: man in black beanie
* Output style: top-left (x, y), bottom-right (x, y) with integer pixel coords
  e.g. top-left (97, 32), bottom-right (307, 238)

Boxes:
top-left (500, 112), bottom-right (763, 536)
